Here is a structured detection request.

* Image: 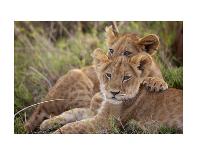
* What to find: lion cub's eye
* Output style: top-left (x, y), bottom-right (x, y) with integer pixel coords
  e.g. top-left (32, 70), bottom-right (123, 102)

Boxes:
top-left (109, 48), bottom-right (114, 54)
top-left (123, 51), bottom-right (132, 56)
top-left (123, 75), bottom-right (132, 82)
top-left (105, 73), bottom-right (112, 79)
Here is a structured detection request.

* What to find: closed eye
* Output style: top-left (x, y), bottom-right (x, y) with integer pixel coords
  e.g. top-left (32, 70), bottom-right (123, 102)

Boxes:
top-left (123, 75), bottom-right (132, 82)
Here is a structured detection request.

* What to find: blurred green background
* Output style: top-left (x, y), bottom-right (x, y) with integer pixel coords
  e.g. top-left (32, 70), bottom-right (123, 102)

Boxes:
top-left (14, 21), bottom-right (183, 133)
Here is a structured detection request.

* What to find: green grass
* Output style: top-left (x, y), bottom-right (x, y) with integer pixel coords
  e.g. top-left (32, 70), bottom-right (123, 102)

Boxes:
top-left (162, 67), bottom-right (183, 89)
top-left (14, 117), bottom-right (26, 134)
top-left (109, 119), bottom-right (182, 134)
top-left (14, 21), bottom-right (183, 134)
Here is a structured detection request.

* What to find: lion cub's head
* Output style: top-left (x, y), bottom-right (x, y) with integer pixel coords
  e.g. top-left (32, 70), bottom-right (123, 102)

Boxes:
top-left (92, 49), bottom-right (152, 104)
top-left (105, 25), bottom-right (160, 58)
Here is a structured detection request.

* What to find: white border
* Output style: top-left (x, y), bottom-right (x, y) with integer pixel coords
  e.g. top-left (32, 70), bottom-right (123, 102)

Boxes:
top-left (1, 0), bottom-right (197, 155)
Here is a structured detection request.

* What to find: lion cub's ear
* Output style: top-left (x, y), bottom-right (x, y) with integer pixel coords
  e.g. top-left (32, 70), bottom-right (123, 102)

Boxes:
top-left (92, 48), bottom-right (109, 66)
top-left (105, 25), bottom-right (118, 46)
top-left (130, 54), bottom-right (152, 76)
top-left (138, 34), bottom-right (160, 55)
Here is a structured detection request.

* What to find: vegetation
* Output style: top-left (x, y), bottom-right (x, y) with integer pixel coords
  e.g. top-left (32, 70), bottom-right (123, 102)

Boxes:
top-left (14, 21), bottom-right (183, 134)
top-left (109, 119), bottom-right (182, 134)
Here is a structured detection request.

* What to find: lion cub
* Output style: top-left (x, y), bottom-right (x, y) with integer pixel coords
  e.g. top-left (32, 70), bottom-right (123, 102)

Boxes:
top-left (105, 25), bottom-right (168, 92)
top-left (46, 49), bottom-right (182, 134)
top-left (25, 25), bottom-right (168, 133)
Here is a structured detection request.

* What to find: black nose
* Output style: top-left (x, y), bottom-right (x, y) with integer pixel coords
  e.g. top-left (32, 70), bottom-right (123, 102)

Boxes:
top-left (110, 91), bottom-right (120, 96)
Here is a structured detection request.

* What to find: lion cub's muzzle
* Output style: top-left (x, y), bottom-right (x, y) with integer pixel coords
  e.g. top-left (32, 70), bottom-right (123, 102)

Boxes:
top-left (110, 91), bottom-right (120, 98)
top-left (108, 90), bottom-right (126, 101)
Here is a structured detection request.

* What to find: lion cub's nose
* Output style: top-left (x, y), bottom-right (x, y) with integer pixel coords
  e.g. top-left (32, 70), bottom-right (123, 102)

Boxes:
top-left (110, 91), bottom-right (120, 96)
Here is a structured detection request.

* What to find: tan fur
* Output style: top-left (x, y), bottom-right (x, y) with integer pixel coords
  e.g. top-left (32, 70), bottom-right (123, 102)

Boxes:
top-left (40, 108), bottom-right (96, 131)
top-left (25, 68), bottom-right (96, 132)
top-left (39, 92), bottom-right (102, 131)
top-left (44, 50), bottom-right (182, 134)
top-left (105, 25), bottom-right (167, 91)
top-left (25, 26), bottom-right (168, 133)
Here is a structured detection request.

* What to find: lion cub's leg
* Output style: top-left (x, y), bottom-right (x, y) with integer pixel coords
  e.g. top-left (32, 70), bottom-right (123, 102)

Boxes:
top-left (53, 106), bottom-right (109, 134)
top-left (143, 77), bottom-right (168, 92)
top-left (90, 92), bottom-right (103, 112)
top-left (40, 108), bottom-right (96, 131)
top-left (25, 69), bottom-right (94, 133)
top-left (52, 101), bottom-right (122, 134)
top-left (52, 116), bottom-right (101, 134)
top-left (141, 60), bottom-right (168, 92)
top-left (40, 92), bottom-right (103, 131)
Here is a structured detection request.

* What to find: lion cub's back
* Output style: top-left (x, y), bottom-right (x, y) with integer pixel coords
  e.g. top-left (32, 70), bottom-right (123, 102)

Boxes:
top-left (123, 88), bottom-right (183, 130)
top-left (142, 88), bottom-right (182, 129)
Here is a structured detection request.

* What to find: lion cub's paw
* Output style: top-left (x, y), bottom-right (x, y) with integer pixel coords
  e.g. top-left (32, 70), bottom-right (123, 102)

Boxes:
top-left (143, 77), bottom-right (168, 92)
top-left (40, 118), bottom-right (62, 131)
top-left (40, 119), bottom-right (53, 131)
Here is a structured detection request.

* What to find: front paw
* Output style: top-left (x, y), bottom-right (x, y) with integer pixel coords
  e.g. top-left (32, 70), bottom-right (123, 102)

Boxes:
top-left (40, 119), bottom-right (61, 131)
top-left (40, 119), bottom-right (53, 131)
top-left (142, 77), bottom-right (168, 92)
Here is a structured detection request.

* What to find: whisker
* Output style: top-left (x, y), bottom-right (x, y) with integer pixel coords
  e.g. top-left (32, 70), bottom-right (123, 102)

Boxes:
top-left (119, 94), bottom-right (126, 96)
top-left (14, 98), bottom-right (93, 118)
